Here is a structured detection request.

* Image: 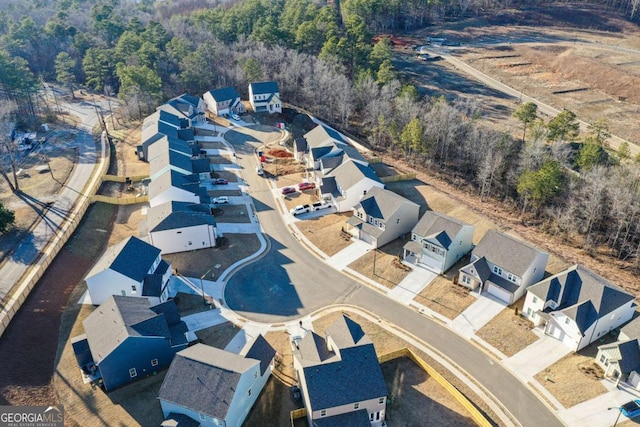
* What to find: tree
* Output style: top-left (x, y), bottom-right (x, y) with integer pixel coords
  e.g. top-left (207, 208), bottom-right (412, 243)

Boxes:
top-left (0, 203), bottom-right (15, 233)
top-left (576, 142), bottom-right (606, 171)
top-left (399, 117), bottom-right (424, 157)
top-left (369, 37), bottom-right (392, 70)
top-left (54, 52), bottom-right (77, 98)
top-left (547, 109), bottom-right (580, 142)
top-left (242, 58), bottom-right (263, 83)
top-left (376, 59), bottom-right (395, 85)
top-left (116, 64), bottom-right (162, 118)
top-left (513, 102), bottom-right (537, 143)
top-left (82, 48), bottom-right (114, 93)
top-left (586, 118), bottom-right (610, 146)
top-left (0, 102), bottom-right (20, 193)
top-left (618, 141), bottom-right (631, 160)
top-left (517, 160), bottom-right (563, 213)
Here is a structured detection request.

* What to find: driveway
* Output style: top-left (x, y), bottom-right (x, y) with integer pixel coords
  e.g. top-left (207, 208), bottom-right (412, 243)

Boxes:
top-left (387, 265), bottom-right (437, 305)
top-left (503, 333), bottom-right (572, 380)
top-left (448, 294), bottom-right (506, 339)
top-left (325, 239), bottom-right (371, 271)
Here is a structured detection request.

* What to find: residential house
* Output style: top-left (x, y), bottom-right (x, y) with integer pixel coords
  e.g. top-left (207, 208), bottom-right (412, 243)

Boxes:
top-left (161, 94), bottom-right (206, 125)
top-left (203, 87), bottom-right (245, 117)
top-left (71, 295), bottom-right (189, 391)
top-left (148, 169), bottom-right (209, 208)
top-left (293, 315), bottom-right (388, 427)
top-left (158, 336), bottom-right (276, 427)
top-left (596, 339), bottom-right (640, 382)
top-left (146, 201), bottom-right (217, 254)
top-left (523, 264), bottom-right (636, 351)
top-left (301, 124), bottom-right (367, 171)
top-left (620, 316), bottom-right (640, 342)
top-left (148, 141), bottom-right (209, 182)
top-left (345, 187), bottom-right (420, 248)
top-left (403, 211), bottom-right (475, 274)
top-left (319, 159), bottom-right (384, 213)
top-left (248, 81), bottom-right (281, 114)
top-left (457, 230), bottom-right (549, 304)
top-left (84, 236), bottom-right (172, 306)
top-left (138, 111), bottom-right (195, 161)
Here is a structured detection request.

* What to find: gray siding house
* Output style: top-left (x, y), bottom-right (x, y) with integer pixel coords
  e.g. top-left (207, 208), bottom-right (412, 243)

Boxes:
top-left (71, 296), bottom-right (189, 391)
top-left (346, 187), bottom-right (420, 248)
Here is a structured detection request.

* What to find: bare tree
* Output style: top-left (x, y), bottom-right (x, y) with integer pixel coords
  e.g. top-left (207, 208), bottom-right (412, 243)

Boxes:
top-left (0, 102), bottom-right (20, 193)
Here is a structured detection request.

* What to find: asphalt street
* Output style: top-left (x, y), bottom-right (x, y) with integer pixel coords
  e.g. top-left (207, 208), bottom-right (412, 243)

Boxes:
top-left (224, 133), bottom-right (563, 427)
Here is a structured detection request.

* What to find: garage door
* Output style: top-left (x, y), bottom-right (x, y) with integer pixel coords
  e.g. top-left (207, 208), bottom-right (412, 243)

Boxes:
top-left (486, 283), bottom-right (512, 304)
top-left (420, 255), bottom-right (443, 274)
top-left (360, 232), bottom-right (375, 245)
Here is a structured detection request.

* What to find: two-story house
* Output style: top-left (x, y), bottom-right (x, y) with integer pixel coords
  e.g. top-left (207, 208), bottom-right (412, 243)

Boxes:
top-left (319, 159), bottom-right (385, 213)
top-left (248, 81), bottom-right (281, 114)
top-left (161, 94), bottom-right (206, 125)
top-left (523, 264), bottom-right (636, 351)
top-left (147, 169), bottom-right (210, 208)
top-left (346, 187), bottom-right (420, 248)
top-left (138, 111), bottom-right (195, 161)
top-left (71, 295), bottom-right (189, 391)
top-left (146, 201), bottom-right (217, 254)
top-left (458, 230), bottom-right (549, 304)
top-left (148, 141), bottom-right (209, 182)
top-left (203, 87), bottom-right (245, 117)
top-left (158, 336), bottom-right (276, 427)
top-left (84, 236), bottom-right (172, 306)
top-left (403, 211), bottom-right (475, 274)
top-left (293, 315), bottom-right (388, 427)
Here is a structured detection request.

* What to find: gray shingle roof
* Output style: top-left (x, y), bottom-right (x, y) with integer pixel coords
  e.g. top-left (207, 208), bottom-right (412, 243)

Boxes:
top-left (296, 332), bottom-right (336, 367)
top-left (159, 344), bottom-right (259, 420)
top-left (294, 136), bottom-right (307, 153)
top-left (326, 315), bottom-right (370, 349)
top-left (148, 201), bottom-right (216, 232)
top-left (85, 236), bottom-right (160, 283)
top-left (83, 296), bottom-right (181, 364)
top-left (320, 176), bottom-right (341, 198)
top-left (304, 124), bottom-right (346, 148)
top-left (244, 335), bottom-right (276, 375)
top-left (148, 170), bottom-right (201, 201)
top-left (621, 316), bottom-right (640, 340)
top-left (149, 148), bottom-right (194, 177)
top-left (249, 81), bottom-right (279, 95)
top-left (356, 187), bottom-right (417, 221)
top-left (148, 135), bottom-right (193, 158)
top-left (208, 87), bottom-right (240, 103)
top-left (331, 160), bottom-right (382, 192)
top-left (529, 265), bottom-right (635, 332)
top-left (412, 211), bottom-right (470, 249)
top-left (472, 230), bottom-right (547, 277)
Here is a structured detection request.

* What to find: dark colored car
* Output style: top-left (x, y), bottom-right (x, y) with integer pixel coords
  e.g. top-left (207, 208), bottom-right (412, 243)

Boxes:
top-left (282, 187), bottom-right (296, 195)
top-left (212, 178), bottom-right (228, 185)
top-left (291, 385), bottom-right (301, 401)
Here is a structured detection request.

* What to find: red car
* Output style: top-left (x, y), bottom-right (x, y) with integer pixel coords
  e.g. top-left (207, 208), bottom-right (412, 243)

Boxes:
top-left (212, 178), bottom-right (228, 185)
top-left (281, 187), bottom-right (296, 195)
top-left (298, 182), bottom-right (316, 191)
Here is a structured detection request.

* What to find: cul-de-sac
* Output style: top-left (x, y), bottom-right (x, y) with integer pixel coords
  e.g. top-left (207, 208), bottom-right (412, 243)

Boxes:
top-left (2, 2), bottom-right (640, 427)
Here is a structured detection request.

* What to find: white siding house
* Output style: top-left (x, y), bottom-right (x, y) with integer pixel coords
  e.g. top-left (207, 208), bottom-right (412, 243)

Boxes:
top-left (319, 160), bottom-right (385, 213)
top-left (203, 87), bottom-right (245, 116)
top-left (147, 170), bottom-right (204, 208)
top-left (346, 187), bottom-right (420, 248)
top-left (403, 211), bottom-right (475, 274)
top-left (159, 337), bottom-right (276, 427)
top-left (84, 237), bottom-right (171, 305)
top-left (523, 264), bottom-right (636, 351)
top-left (458, 230), bottom-right (549, 304)
top-left (248, 81), bottom-right (281, 114)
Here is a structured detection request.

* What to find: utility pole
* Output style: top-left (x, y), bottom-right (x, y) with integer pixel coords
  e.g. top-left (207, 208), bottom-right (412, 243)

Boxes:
top-left (200, 269), bottom-right (213, 306)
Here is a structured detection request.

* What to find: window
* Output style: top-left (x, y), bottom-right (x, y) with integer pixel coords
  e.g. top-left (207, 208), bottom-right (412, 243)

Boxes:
top-left (532, 296), bottom-right (538, 304)
top-left (396, 218), bottom-right (400, 224)
top-left (129, 368), bottom-right (137, 378)
top-left (254, 370), bottom-right (258, 379)
top-left (188, 241), bottom-right (192, 245)
top-left (131, 285), bottom-right (137, 293)
top-left (354, 403), bottom-right (359, 409)
top-left (462, 275), bottom-right (471, 285)
top-left (151, 359), bottom-right (158, 367)
top-left (177, 231), bottom-right (182, 234)
top-left (526, 308), bottom-right (532, 317)
top-left (507, 273), bottom-right (517, 283)
top-left (379, 397), bottom-right (385, 404)
top-left (412, 233), bottom-right (417, 241)
top-left (199, 413), bottom-right (205, 421)
top-left (248, 389), bottom-right (252, 396)
top-left (320, 410), bottom-right (326, 417)
top-left (565, 317), bottom-right (570, 325)
top-left (600, 354), bottom-right (606, 363)
top-left (493, 266), bottom-right (503, 275)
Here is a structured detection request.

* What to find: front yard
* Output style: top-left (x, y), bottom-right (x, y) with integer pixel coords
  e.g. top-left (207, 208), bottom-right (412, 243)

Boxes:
top-left (347, 239), bottom-right (412, 289)
top-left (415, 276), bottom-right (477, 319)
top-left (476, 302), bottom-right (539, 357)
top-left (297, 212), bottom-right (353, 257)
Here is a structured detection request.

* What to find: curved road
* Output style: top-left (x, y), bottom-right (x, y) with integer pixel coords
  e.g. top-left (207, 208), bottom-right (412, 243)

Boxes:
top-left (224, 134), bottom-right (563, 427)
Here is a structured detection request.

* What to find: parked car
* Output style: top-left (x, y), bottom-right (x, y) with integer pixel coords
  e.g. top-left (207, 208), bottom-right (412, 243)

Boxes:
top-left (298, 182), bottom-right (316, 191)
top-left (312, 201), bottom-right (331, 211)
top-left (281, 187), bottom-right (296, 195)
top-left (621, 400), bottom-right (640, 418)
top-left (290, 205), bottom-right (311, 216)
top-left (231, 113), bottom-right (241, 121)
top-left (212, 196), bottom-right (229, 204)
top-left (291, 385), bottom-right (301, 401)
top-left (212, 178), bottom-right (229, 185)
top-left (256, 165), bottom-right (264, 175)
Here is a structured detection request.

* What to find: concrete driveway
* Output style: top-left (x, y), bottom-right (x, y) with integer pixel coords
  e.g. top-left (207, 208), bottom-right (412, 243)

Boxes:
top-left (503, 333), bottom-right (571, 380)
top-left (388, 266), bottom-right (437, 305)
top-left (448, 294), bottom-right (506, 338)
top-left (326, 239), bottom-right (372, 271)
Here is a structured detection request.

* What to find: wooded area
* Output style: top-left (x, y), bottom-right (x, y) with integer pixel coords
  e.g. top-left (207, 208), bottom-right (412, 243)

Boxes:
top-left (1, 0), bottom-right (640, 267)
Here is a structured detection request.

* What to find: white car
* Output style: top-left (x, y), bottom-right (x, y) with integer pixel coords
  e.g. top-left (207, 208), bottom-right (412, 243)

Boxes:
top-left (290, 205), bottom-right (311, 216)
top-left (231, 114), bottom-right (241, 121)
top-left (312, 201), bottom-right (332, 211)
top-left (212, 196), bottom-right (229, 204)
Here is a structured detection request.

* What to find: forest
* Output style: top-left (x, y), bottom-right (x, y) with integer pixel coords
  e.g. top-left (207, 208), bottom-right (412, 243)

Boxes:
top-left (1, 0), bottom-right (640, 269)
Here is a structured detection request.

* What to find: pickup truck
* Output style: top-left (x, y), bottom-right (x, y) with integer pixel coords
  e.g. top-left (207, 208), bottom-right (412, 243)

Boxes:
top-left (290, 205), bottom-right (312, 216)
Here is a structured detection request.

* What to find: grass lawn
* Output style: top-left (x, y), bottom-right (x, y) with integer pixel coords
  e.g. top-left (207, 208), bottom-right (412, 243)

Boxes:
top-left (297, 212), bottom-right (353, 257)
top-left (163, 233), bottom-right (261, 279)
top-left (415, 276), bottom-right (477, 319)
top-left (347, 239), bottom-right (412, 289)
top-left (534, 349), bottom-right (608, 408)
top-left (476, 303), bottom-right (540, 357)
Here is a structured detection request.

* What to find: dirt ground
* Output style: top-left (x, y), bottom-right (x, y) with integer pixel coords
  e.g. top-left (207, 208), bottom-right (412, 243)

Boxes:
top-left (534, 338), bottom-right (613, 408)
top-left (347, 239), bottom-right (412, 289)
top-left (476, 302), bottom-right (540, 357)
top-left (297, 212), bottom-right (353, 256)
top-left (163, 233), bottom-right (261, 279)
top-left (416, 275), bottom-right (477, 320)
